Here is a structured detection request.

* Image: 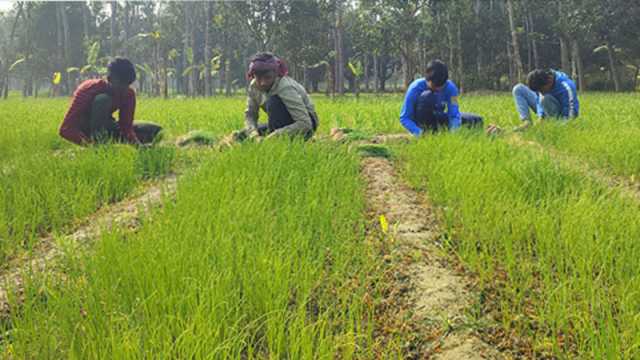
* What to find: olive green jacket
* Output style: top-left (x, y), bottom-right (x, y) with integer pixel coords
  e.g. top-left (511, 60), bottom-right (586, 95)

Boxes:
top-left (244, 76), bottom-right (318, 136)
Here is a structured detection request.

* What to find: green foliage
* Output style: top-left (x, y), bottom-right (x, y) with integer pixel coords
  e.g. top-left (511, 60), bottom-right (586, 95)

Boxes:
top-left (86, 41), bottom-right (100, 66)
top-left (348, 61), bottom-right (363, 78)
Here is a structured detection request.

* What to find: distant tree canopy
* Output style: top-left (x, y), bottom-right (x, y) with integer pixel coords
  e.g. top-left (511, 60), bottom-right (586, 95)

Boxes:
top-left (0, 0), bottom-right (638, 98)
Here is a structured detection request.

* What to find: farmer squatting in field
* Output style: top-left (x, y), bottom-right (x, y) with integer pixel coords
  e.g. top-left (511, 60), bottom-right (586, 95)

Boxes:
top-left (225, 52), bottom-right (319, 144)
top-left (512, 69), bottom-right (579, 130)
top-left (399, 60), bottom-right (483, 136)
top-left (58, 58), bottom-right (162, 146)
top-left (487, 69), bottom-right (580, 134)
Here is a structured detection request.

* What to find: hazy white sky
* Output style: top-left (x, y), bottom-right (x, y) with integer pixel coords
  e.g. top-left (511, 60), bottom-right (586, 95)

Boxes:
top-left (0, 1), bottom-right (15, 12)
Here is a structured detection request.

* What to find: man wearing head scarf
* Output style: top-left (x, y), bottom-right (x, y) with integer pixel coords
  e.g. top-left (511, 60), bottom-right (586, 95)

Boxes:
top-left (238, 52), bottom-right (318, 141)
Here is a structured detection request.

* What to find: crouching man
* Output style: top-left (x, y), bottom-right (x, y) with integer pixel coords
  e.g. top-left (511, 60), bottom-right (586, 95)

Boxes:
top-left (511, 69), bottom-right (579, 131)
top-left (59, 57), bottom-right (162, 146)
top-left (400, 60), bottom-right (483, 137)
top-left (230, 52), bottom-right (318, 143)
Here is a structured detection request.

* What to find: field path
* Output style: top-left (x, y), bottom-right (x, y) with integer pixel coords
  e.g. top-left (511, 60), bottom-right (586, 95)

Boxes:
top-left (0, 174), bottom-right (177, 315)
top-left (505, 134), bottom-right (640, 201)
top-left (360, 154), bottom-right (503, 359)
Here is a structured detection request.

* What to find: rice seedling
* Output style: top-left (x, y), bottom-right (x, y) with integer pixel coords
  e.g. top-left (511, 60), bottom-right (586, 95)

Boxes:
top-left (396, 131), bottom-right (640, 357)
top-left (2, 140), bottom-right (404, 358)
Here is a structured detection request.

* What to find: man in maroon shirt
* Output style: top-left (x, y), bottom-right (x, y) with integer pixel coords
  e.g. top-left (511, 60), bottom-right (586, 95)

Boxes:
top-left (59, 58), bottom-right (162, 146)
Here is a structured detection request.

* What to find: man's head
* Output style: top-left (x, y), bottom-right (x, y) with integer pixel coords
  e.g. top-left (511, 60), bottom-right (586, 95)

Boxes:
top-left (527, 69), bottom-right (555, 93)
top-left (107, 58), bottom-right (136, 91)
top-left (246, 52), bottom-right (288, 92)
top-left (425, 60), bottom-right (449, 91)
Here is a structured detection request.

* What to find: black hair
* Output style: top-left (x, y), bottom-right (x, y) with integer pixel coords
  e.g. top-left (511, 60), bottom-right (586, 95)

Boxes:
top-left (527, 69), bottom-right (554, 92)
top-left (107, 57), bottom-right (136, 85)
top-left (425, 60), bottom-right (449, 87)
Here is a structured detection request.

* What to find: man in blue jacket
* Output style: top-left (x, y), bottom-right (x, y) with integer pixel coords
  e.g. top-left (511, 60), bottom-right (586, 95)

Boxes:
top-left (400, 60), bottom-right (482, 136)
top-left (512, 69), bottom-right (579, 131)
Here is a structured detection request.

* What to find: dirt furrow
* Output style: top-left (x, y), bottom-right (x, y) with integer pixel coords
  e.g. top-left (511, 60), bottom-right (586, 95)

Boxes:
top-left (360, 155), bottom-right (503, 359)
top-left (0, 174), bottom-right (177, 315)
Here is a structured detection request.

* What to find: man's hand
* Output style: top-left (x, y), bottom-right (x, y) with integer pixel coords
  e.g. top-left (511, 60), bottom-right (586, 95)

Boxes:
top-left (266, 131), bottom-right (281, 140)
top-left (136, 141), bottom-right (151, 149)
top-left (485, 124), bottom-right (503, 136)
top-left (247, 128), bottom-right (260, 139)
top-left (513, 120), bottom-right (532, 132)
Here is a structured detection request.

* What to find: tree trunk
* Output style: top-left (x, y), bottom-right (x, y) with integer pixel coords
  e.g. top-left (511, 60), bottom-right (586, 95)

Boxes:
top-left (54, 3), bottom-right (64, 96)
top-left (303, 63), bottom-right (309, 92)
top-left (225, 57), bottom-right (232, 96)
top-left (3, 3), bottom-right (23, 98)
top-left (606, 41), bottom-right (620, 92)
top-left (363, 55), bottom-right (370, 92)
top-left (182, 2), bottom-right (191, 96)
top-left (506, 40), bottom-right (514, 86)
top-left (528, 10), bottom-right (539, 69)
top-left (204, 1), bottom-right (212, 97)
top-left (110, 2), bottom-right (117, 57)
top-left (325, 61), bottom-right (332, 97)
top-left (122, 2), bottom-right (131, 57)
top-left (456, 16), bottom-right (463, 92)
top-left (82, 3), bottom-right (90, 44)
top-left (59, 3), bottom-right (71, 94)
top-left (506, 0), bottom-right (524, 83)
top-left (163, 58), bottom-right (168, 99)
top-left (190, 4), bottom-right (197, 98)
top-left (559, 36), bottom-right (570, 72)
top-left (401, 51), bottom-right (414, 91)
top-left (373, 55), bottom-right (379, 94)
top-left (218, 53), bottom-right (225, 96)
top-left (475, 0), bottom-right (483, 84)
top-left (334, 1), bottom-right (344, 95)
top-left (446, 12), bottom-right (454, 70)
top-left (0, 60), bottom-right (4, 99)
top-left (571, 40), bottom-right (584, 91)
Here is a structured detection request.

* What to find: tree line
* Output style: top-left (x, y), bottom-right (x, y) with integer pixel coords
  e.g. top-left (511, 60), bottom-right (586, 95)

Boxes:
top-left (0, 0), bottom-right (638, 99)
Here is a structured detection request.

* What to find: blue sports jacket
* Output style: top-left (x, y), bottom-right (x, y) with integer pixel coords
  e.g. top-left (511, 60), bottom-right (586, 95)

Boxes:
top-left (537, 71), bottom-right (579, 118)
top-left (399, 79), bottom-right (461, 136)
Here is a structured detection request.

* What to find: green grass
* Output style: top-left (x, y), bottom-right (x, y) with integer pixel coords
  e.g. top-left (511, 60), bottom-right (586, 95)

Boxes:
top-left (2, 92), bottom-right (640, 358)
top-left (467, 92), bottom-right (640, 178)
top-left (0, 145), bottom-right (175, 261)
top-left (395, 131), bottom-right (640, 358)
top-left (0, 94), bottom-right (401, 261)
top-left (3, 140), bottom-right (399, 358)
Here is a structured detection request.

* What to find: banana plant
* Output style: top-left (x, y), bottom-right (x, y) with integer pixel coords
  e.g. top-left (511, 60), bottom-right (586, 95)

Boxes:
top-left (348, 60), bottom-right (364, 97)
top-left (67, 41), bottom-right (106, 78)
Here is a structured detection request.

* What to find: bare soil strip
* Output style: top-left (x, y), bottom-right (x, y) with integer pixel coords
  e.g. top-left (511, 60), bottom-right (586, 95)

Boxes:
top-left (505, 134), bottom-right (640, 202)
top-left (0, 174), bottom-right (177, 315)
top-left (360, 155), bottom-right (504, 359)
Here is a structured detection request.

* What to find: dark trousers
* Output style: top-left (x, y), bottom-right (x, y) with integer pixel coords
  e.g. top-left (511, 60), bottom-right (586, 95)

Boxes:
top-left (415, 90), bottom-right (483, 133)
top-left (89, 94), bottom-right (162, 144)
top-left (251, 95), bottom-right (317, 139)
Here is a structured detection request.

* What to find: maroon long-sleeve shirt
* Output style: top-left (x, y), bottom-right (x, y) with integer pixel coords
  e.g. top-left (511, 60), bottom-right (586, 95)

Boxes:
top-left (59, 79), bottom-right (138, 145)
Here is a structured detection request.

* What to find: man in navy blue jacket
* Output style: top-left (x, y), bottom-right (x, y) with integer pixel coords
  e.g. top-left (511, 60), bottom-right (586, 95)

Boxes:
top-left (400, 60), bottom-right (482, 136)
top-left (512, 69), bottom-right (579, 131)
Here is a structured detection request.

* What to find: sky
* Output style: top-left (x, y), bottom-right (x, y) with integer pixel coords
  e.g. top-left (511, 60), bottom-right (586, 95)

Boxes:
top-left (0, 1), bottom-right (15, 12)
